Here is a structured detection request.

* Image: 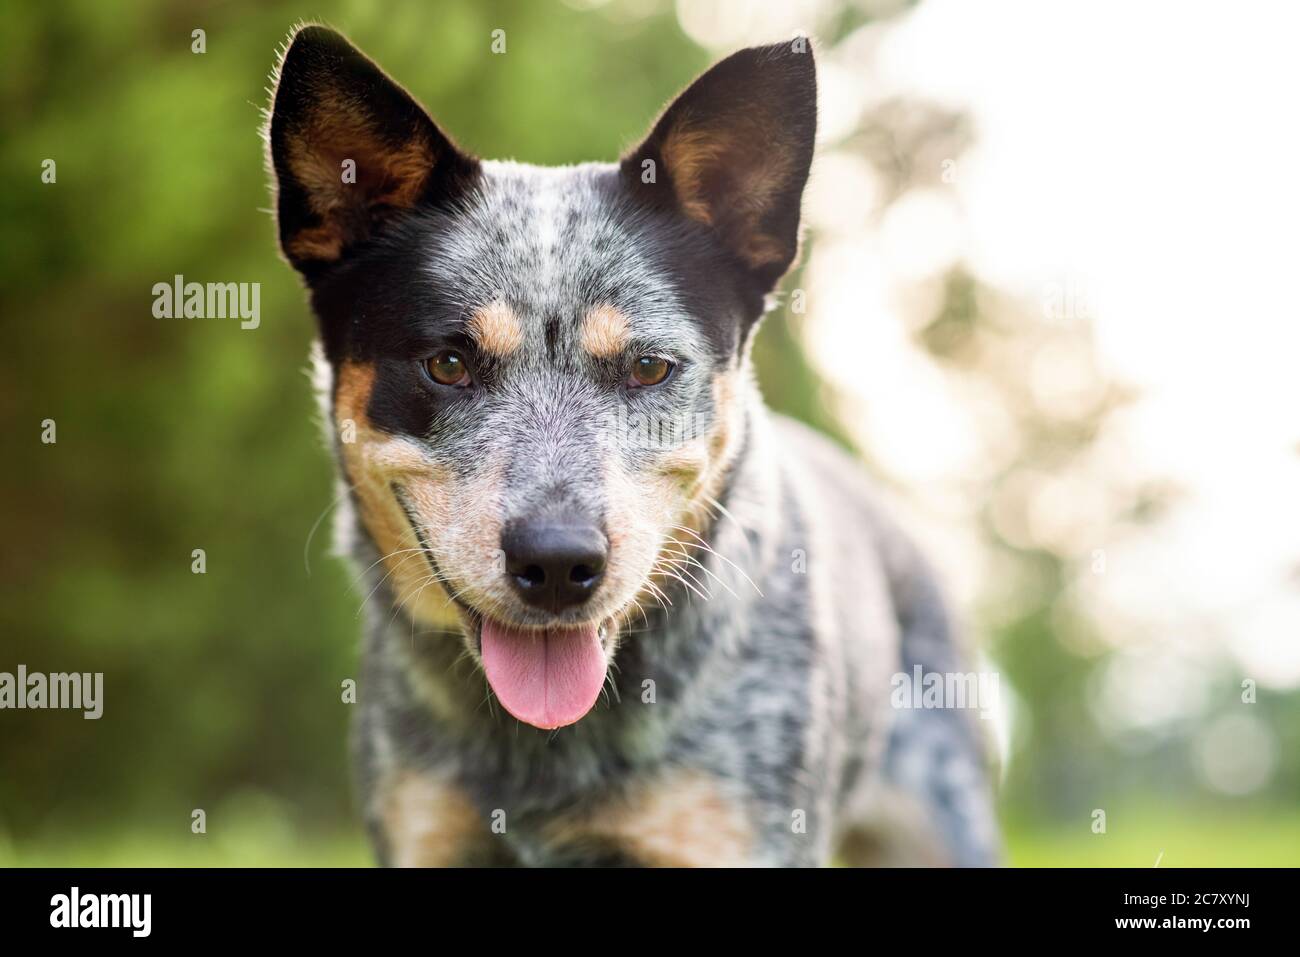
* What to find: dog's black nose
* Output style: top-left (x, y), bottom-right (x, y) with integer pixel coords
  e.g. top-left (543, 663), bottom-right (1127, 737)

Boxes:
top-left (501, 522), bottom-right (608, 612)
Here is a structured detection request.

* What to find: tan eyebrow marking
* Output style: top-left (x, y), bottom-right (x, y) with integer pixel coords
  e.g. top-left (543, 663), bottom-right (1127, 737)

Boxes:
top-left (467, 300), bottom-right (524, 356)
top-left (581, 304), bottom-right (631, 359)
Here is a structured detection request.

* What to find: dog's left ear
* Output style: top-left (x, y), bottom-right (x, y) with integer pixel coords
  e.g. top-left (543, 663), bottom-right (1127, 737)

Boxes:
top-left (621, 41), bottom-right (817, 291)
top-left (267, 25), bottom-right (479, 279)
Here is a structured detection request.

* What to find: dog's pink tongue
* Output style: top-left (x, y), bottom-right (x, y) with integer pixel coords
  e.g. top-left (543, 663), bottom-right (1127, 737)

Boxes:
top-left (480, 620), bottom-right (606, 729)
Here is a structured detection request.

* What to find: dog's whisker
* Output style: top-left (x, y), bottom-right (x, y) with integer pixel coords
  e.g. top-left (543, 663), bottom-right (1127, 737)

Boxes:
top-left (352, 544), bottom-right (441, 613)
top-left (350, 546), bottom-right (430, 587)
top-left (600, 662), bottom-right (622, 708)
top-left (360, 552), bottom-right (453, 619)
top-left (659, 556), bottom-right (715, 601)
top-left (661, 539), bottom-right (740, 600)
top-left (653, 563), bottom-right (710, 603)
top-left (303, 482), bottom-right (356, 576)
top-left (667, 522), bottom-right (764, 597)
top-left (655, 549), bottom-right (714, 592)
top-left (641, 579), bottom-right (673, 610)
top-left (390, 570), bottom-right (458, 629)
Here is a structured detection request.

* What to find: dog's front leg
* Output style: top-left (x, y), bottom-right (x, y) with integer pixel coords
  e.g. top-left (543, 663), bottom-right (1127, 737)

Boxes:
top-left (368, 768), bottom-right (507, 867)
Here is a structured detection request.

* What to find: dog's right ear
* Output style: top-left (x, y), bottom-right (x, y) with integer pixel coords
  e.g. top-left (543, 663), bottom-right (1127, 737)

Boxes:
top-left (267, 25), bottom-right (478, 279)
top-left (620, 42), bottom-right (816, 293)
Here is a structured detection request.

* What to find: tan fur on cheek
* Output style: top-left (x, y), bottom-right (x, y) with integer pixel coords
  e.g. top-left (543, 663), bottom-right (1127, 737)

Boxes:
top-left (334, 362), bottom-right (460, 628)
top-left (680, 369), bottom-right (744, 517)
top-left (602, 370), bottom-right (749, 629)
top-left (335, 362), bottom-right (514, 628)
top-left (544, 771), bottom-right (756, 866)
top-left (401, 461), bottom-right (511, 624)
top-left (467, 300), bottom-right (524, 357)
top-left (601, 462), bottom-right (671, 628)
top-left (633, 370), bottom-right (745, 609)
top-left (376, 770), bottom-right (486, 867)
top-left (580, 304), bottom-right (631, 359)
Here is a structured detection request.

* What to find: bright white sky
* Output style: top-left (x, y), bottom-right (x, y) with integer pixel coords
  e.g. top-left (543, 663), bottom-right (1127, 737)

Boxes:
top-left (676, 0), bottom-right (1300, 693)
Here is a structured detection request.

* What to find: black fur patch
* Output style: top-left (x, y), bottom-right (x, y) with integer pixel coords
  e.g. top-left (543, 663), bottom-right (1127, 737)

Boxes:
top-left (269, 25), bottom-right (479, 280)
top-left (620, 41), bottom-right (817, 293)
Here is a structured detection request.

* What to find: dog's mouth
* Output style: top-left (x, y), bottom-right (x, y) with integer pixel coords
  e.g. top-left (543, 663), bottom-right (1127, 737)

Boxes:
top-left (392, 484), bottom-right (612, 730)
top-left (475, 615), bottom-right (609, 730)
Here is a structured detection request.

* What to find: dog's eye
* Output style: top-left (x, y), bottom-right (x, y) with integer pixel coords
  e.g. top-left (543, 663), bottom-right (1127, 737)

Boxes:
top-left (628, 355), bottom-right (673, 388)
top-left (425, 350), bottom-right (471, 387)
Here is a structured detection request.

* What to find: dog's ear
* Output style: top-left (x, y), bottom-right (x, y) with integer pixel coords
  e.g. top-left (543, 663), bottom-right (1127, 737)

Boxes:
top-left (621, 42), bottom-right (817, 291)
top-left (267, 25), bottom-right (478, 278)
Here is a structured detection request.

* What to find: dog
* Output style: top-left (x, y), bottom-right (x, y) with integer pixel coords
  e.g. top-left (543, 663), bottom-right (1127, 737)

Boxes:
top-left (265, 24), bottom-right (1000, 866)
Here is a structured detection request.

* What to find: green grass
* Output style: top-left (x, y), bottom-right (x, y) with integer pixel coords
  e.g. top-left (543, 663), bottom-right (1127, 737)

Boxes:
top-left (3, 804), bottom-right (1296, 867)
top-left (1004, 803), bottom-right (1300, 868)
top-left (0, 828), bottom-right (370, 868)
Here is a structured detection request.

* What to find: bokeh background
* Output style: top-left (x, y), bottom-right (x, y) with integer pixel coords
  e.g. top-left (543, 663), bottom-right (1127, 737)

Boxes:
top-left (2, 0), bottom-right (1297, 866)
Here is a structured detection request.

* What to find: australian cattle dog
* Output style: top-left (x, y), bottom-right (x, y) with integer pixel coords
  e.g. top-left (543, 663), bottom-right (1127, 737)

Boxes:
top-left (265, 25), bottom-right (1000, 866)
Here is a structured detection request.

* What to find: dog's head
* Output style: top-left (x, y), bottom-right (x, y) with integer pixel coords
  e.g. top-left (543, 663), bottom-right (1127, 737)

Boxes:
top-left (267, 26), bottom-right (816, 729)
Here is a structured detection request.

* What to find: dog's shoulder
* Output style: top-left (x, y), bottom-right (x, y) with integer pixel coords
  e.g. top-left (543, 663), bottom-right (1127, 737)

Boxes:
top-left (767, 412), bottom-right (893, 534)
top-left (766, 411), bottom-right (950, 627)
